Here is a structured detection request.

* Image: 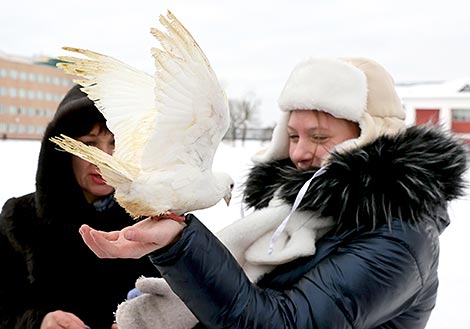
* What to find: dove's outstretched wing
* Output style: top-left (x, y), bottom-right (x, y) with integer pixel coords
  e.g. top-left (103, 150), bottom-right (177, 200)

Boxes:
top-left (57, 48), bottom-right (156, 166)
top-left (141, 11), bottom-right (230, 173)
top-left (56, 11), bottom-right (229, 177)
top-left (51, 11), bottom-right (233, 218)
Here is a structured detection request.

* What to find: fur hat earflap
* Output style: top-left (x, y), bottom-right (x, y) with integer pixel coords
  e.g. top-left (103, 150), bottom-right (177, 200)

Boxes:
top-left (252, 57), bottom-right (406, 163)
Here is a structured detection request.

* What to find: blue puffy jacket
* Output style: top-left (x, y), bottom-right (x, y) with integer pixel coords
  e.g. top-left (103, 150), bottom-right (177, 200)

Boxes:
top-left (150, 125), bottom-right (467, 328)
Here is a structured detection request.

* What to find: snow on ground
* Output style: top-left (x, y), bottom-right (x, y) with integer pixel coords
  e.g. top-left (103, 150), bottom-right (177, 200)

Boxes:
top-left (0, 139), bottom-right (468, 328)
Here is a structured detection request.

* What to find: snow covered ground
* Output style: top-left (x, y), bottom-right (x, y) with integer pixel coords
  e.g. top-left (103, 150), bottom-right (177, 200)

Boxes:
top-left (1, 139), bottom-right (468, 328)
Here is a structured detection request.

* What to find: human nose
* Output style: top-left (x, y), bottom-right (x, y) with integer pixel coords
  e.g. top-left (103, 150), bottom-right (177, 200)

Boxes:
top-left (98, 143), bottom-right (114, 155)
top-left (291, 139), bottom-right (315, 169)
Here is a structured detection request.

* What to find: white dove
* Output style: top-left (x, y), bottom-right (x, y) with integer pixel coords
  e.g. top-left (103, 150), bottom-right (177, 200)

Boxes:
top-left (50, 11), bottom-right (234, 221)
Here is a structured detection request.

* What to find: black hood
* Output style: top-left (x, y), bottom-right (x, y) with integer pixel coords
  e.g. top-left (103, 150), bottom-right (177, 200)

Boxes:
top-left (35, 85), bottom-right (107, 221)
top-left (243, 125), bottom-right (468, 230)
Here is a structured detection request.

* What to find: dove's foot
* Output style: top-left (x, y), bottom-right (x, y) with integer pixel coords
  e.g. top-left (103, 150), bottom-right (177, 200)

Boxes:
top-left (152, 213), bottom-right (186, 223)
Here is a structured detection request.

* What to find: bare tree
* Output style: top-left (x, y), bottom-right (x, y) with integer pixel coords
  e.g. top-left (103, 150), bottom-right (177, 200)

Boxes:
top-left (227, 92), bottom-right (260, 145)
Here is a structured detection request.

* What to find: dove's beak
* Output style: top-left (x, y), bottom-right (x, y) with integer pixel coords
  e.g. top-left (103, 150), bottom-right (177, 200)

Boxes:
top-left (224, 193), bottom-right (232, 206)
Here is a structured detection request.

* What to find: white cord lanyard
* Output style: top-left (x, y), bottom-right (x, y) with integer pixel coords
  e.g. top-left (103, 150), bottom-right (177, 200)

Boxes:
top-left (268, 165), bottom-right (328, 254)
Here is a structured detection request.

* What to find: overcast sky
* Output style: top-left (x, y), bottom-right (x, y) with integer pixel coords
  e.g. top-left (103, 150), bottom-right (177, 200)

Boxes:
top-left (2, 0), bottom-right (469, 124)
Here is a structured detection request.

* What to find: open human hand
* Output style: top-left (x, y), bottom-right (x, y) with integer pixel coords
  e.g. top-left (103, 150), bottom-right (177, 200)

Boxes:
top-left (79, 217), bottom-right (186, 259)
top-left (40, 310), bottom-right (89, 329)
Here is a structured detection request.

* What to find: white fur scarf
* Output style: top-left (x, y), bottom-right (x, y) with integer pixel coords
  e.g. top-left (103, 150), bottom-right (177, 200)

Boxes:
top-left (115, 200), bottom-right (334, 329)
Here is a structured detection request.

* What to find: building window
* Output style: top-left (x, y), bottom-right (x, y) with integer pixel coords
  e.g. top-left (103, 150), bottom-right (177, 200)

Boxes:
top-left (28, 90), bottom-right (35, 100)
top-left (9, 87), bottom-right (17, 98)
top-left (451, 108), bottom-right (470, 134)
top-left (0, 68), bottom-right (7, 78)
top-left (9, 69), bottom-right (18, 79)
top-left (36, 125), bottom-right (45, 134)
top-left (452, 109), bottom-right (470, 122)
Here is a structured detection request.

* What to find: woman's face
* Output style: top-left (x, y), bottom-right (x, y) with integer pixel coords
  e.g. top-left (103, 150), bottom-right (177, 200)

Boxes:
top-left (288, 110), bottom-right (360, 169)
top-left (72, 124), bottom-right (115, 203)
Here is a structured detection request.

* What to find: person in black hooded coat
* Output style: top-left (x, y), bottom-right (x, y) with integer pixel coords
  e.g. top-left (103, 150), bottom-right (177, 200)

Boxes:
top-left (0, 85), bottom-right (156, 329)
top-left (79, 57), bottom-right (468, 329)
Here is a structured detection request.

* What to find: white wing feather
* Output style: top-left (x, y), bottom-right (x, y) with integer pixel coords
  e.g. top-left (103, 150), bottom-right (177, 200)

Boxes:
top-left (58, 49), bottom-right (156, 165)
top-left (57, 11), bottom-right (229, 174)
top-left (51, 11), bottom-right (231, 217)
top-left (143, 12), bottom-right (229, 171)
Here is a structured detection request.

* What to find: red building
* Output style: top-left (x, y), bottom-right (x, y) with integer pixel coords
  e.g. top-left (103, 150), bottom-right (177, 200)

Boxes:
top-left (398, 79), bottom-right (470, 144)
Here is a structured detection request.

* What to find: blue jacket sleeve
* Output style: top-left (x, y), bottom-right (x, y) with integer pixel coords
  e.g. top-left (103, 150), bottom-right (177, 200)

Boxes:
top-left (149, 214), bottom-right (435, 329)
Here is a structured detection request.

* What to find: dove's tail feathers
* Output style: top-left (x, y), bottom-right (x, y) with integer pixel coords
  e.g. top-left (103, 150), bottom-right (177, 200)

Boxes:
top-left (49, 134), bottom-right (138, 186)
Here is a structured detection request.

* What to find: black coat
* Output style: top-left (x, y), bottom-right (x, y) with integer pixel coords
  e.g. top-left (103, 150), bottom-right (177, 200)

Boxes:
top-left (149, 125), bottom-right (467, 329)
top-left (0, 194), bottom-right (155, 329)
top-left (0, 85), bottom-right (156, 329)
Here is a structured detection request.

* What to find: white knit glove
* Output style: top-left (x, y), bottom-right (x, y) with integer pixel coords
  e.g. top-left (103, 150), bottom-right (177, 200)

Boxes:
top-left (115, 277), bottom-right (198, 329)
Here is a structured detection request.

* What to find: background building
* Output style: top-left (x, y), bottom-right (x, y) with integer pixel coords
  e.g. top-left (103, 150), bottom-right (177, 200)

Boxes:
top-left (2, 50), bottom-right (470, 145)
top-left (398, 79), bottom-right (470, 144)
top-left (0, 51), bottom-right (74, 140)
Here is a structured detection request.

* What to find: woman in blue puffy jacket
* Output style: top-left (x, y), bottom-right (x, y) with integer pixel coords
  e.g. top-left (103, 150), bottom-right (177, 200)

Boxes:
top-left (79, 57), bottom-right (467, 329)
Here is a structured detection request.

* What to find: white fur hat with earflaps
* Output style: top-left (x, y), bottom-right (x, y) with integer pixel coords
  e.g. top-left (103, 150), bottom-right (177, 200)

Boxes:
top-left (252, 57), bottom-right (406, 164)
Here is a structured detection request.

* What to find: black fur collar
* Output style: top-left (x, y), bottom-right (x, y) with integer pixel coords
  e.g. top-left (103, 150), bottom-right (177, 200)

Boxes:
top-left (242, 125), bottom-right (468, 229)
